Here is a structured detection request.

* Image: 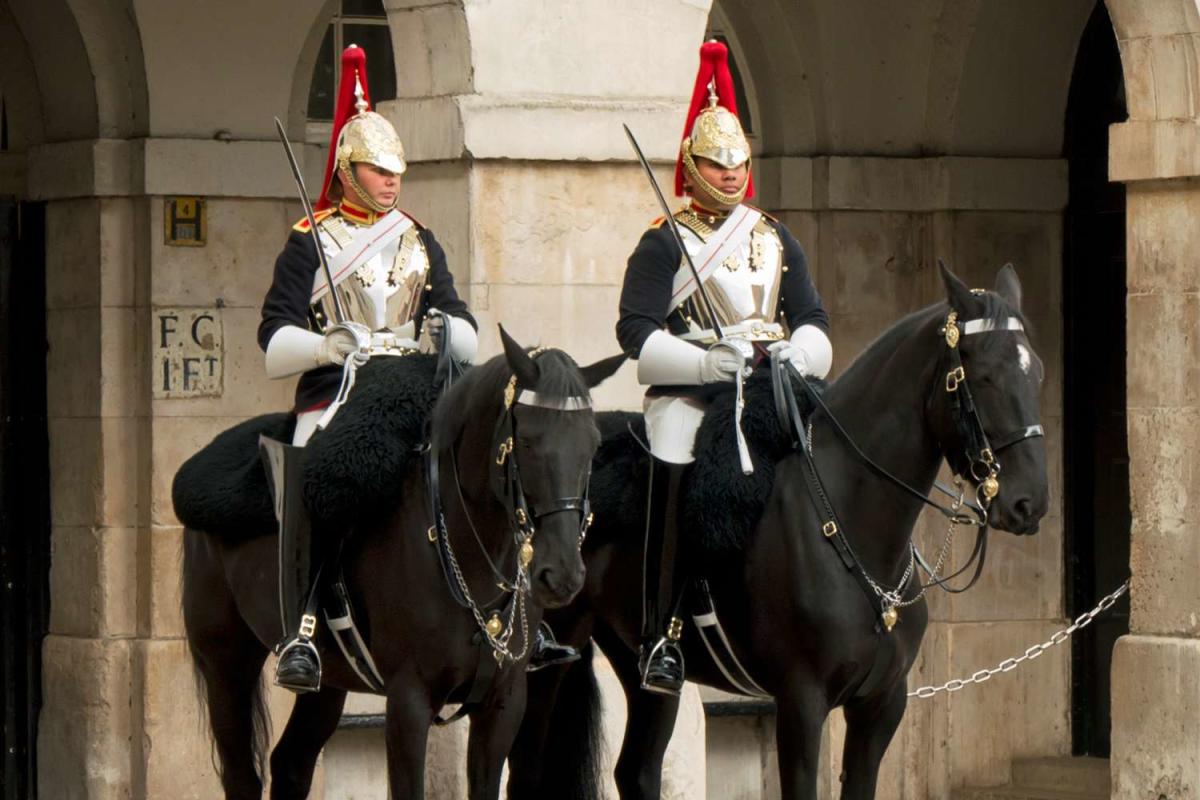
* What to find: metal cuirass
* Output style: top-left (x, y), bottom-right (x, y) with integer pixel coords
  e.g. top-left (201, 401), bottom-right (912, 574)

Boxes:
top-left (673, 210), bottom-right (787, 346)
top-left (308, 213), bottom-right (429, 334)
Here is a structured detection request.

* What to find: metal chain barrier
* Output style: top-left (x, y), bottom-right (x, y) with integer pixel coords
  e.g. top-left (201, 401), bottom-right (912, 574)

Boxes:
top-left (908, 579), bottom-right (1130, 699)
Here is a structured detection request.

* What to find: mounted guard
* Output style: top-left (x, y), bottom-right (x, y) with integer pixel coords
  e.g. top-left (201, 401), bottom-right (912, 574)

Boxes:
top-left (257, 44), bottom-right (480, 693)
top-left (616, 40), bottom-right (833, 695)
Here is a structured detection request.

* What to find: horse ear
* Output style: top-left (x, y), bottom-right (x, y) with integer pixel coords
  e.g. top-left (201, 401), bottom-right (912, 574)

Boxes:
top-left (580, 353), bottom-right (627, 389)
top-left (939, 259), bottom-right (974, 313)
top-left (994, 263), bottom-right (1022, 311)
top-left (499, 325), bottom-right (540, 388)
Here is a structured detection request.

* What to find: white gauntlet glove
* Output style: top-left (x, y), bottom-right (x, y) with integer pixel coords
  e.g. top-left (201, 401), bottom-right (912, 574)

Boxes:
top-left (320, 325), bottom-right (368, 367)
top-left (636, 330), bottom-right (748, 386)
top-left (700, 340), bottom-right (748, 384)
top-left (265, 324), bottom-right (366, 379)
top-left (768, 324), bottom-right (833, 379)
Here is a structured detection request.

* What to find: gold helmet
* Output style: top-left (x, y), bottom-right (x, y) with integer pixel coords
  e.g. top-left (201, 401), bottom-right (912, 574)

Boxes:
top-left (333, 109), bottom-right (407, 212)
top-left (317, 45), bottom-right (407, 213)
top-left (675, 41), bottom-right (754, 207)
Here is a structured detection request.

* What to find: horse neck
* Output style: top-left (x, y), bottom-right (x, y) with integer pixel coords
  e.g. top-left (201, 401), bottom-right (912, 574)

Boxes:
top-left (815, 309), bottom-right (946, 580)
top-left (440, 400), bottom-right (515, 576)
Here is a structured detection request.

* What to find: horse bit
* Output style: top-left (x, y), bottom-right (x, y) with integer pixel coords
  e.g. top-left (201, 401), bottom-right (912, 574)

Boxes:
top-left (429, 350), bottom-right (594, 665)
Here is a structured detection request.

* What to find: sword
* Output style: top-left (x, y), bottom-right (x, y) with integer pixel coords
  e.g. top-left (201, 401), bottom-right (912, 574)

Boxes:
top-left (273, 117), bottom-right (346, 325)
top-left (624, 124), bottom-right (753, 475)
top-left (622, 123), bottom-right (725, 341)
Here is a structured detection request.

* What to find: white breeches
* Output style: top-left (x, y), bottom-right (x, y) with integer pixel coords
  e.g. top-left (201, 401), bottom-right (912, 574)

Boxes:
top-left (293, 409), bottom-right (323, 446)
top-left (643, 395), bottom-right (709, 465)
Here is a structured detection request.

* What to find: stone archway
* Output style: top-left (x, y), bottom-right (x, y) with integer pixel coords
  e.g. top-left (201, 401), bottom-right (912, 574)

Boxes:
top-left (1103, 0), bottom-right (1200, 796)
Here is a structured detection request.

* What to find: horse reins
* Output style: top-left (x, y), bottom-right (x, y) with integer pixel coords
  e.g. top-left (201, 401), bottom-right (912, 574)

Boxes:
top-left (774, 305), bottom-right (1044, 633)
top-left (425, 349), bottom-right (594, 667)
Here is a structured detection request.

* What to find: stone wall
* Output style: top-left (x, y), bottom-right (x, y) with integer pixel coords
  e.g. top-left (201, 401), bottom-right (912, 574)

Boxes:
top-left (11, 0), bottom-right (1200, 797)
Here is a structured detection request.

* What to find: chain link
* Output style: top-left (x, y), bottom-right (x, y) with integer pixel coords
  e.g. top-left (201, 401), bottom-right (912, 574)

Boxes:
top-left (442, 527), bottom-right (532, 665)
top-left (907, 580), bottom-right (1129, 699)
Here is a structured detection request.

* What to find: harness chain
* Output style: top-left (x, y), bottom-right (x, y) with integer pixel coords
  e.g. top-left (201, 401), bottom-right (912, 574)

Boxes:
top-left (907, 579), bottom-right (1129, 699)
top-left (428, 351), bottom-right (594, 668)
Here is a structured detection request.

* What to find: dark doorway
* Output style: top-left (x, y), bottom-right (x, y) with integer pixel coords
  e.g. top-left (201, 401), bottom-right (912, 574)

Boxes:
top-left (0, 199), bottom-right (50, 799)
top-left (1063, 1), bottom-right (1130, 759)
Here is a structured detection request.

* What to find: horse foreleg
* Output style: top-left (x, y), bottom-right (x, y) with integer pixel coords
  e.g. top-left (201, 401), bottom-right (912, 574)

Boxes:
top-left (384, 677), bottom-right (434, 799)
top-left (602, 638), bottom-right (680, 800)
top-left (838, 684), bottom-right (907, 800)
top-left (774, 680), bottom-right (829, 800)
top-left (466, 678), bottom-right (528, 800)
top-left (268, 688), bottom-right (348, 799)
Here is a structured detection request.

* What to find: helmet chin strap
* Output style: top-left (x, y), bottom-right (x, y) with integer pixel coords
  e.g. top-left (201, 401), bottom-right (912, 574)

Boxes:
top-left (681, 146), bottom-right (748, 208)
top-left (338, 164), bottom-right (397, 214)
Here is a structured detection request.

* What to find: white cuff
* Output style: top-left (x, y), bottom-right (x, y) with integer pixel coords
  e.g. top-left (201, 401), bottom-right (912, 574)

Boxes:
top-left (636, 330), bottom-right (704, 386)
top-left (447, 315), bottom-right (478, 363)
top-left (265, 325), bottom-right (324, 379)
top-left (789, 324), bottom-right (833, 379)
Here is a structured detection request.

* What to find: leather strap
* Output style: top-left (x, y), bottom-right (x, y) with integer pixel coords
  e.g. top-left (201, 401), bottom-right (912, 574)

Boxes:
top-left (433, 630), bottom-right (502, 726)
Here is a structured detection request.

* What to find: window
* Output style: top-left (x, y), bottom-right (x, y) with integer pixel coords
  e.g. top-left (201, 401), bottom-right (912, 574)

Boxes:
top-left (306, 0), bottom-right (397, 121)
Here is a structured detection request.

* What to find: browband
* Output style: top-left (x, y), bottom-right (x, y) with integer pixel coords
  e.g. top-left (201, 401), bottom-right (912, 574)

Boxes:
top-left (515, 390), bottom-right (591, 412)
top-left (961, 317), bottom-right (1023, 336)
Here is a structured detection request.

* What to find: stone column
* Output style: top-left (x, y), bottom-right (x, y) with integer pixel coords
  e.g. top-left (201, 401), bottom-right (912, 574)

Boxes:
top-left (373, 1), bottom-right (714, 796)
top-left (1105, 1), bottom-right (1200, 795)
top-left (35, 183), bottom-right (145, 800)
top-left (1109, 127), bottom-right (1200, 800)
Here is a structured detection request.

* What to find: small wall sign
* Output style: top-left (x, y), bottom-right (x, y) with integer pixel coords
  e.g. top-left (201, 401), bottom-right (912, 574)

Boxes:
top-left (153, 308), bottom-right (223, 398)
top-left (165, 197), bottom-right (206, 246)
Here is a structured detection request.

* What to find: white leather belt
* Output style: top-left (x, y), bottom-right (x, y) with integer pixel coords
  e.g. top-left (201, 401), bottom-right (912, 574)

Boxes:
top-left (679, 320), bottom-right (786, 345)
top-left (367, 331), bottom-right (420, 356)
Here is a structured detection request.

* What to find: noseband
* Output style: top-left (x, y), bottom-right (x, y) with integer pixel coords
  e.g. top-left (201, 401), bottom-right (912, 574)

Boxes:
top-left (936, 309), bottom-right (1045, 510)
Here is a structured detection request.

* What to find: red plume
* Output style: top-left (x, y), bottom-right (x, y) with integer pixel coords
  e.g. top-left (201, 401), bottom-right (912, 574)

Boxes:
top-left (316, 46), bottom-right (373, 210)
top-left (673, 40), bottom-right (753, 200)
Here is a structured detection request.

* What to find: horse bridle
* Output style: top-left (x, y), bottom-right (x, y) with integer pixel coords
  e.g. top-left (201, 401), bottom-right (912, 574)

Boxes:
top-left (490, 362), bottom-right (596, 570)
top-left (934, 309), bottom-right (1045, 511)
top-left (774, 302), bottom-right (1045, 633)
top-left (426, 349), bottom-right (594, 668)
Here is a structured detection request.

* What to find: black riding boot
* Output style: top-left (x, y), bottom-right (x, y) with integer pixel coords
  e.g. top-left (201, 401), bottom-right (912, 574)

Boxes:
top-left (526, 621), bottom-right (581, 672)
top-left (639, 458), bottom-right (688, 696)
top-left (261, 436), bottom-right (323, 694)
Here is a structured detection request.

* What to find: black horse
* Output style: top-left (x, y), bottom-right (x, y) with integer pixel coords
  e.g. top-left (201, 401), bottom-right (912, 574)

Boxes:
top-left (179, 331), bottom-right (622, 799)
top-left (507, 265), bottom-right (1049, 800)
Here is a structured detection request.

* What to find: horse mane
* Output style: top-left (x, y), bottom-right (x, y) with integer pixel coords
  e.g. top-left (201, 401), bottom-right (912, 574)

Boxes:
top-left (431, 348), bottom-right (590, 450)
top-left (832, 289), bottom-right (1027, 392)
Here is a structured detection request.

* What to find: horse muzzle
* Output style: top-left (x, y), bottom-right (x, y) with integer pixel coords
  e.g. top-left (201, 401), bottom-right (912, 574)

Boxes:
top-left (988, 491), bottom-right (1048, 536)
top-left (532, 561), bottom-right (585, 608)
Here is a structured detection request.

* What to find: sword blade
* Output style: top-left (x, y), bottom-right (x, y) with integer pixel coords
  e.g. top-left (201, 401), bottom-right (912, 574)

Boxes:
top-left (622, 123), bottom-right (724, 341)
top-left (273, 117), bottom-right (346, 324)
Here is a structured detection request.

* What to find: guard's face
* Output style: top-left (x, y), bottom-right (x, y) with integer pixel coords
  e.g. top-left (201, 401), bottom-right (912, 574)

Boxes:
top-left (351, 163), bottom-right (400, 209)
top-left (690, 157), bottom-right (748, 207)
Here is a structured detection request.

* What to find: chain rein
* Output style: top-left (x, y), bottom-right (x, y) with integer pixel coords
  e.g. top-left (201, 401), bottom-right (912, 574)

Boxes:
top-left (436, 352), bottom-right (595, 666)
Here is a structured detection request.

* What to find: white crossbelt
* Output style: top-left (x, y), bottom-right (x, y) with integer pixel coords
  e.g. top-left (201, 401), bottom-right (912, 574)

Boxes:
top-left (310, 210), bottom-right (415, 304)
top-left (668, 204), bottom-right (763, 312)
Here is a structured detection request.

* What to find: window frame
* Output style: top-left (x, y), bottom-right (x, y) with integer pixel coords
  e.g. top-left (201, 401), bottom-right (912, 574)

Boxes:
top-left (306, 0), bottom-right (393, 125)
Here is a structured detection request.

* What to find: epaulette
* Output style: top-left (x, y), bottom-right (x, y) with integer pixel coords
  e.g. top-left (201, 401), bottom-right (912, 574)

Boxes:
top-left (403, 209), bottom-right (426, 230)
top-left (292, 208), bottom-right (336, 232)
top-left (746, 204), bottom-right (779, 223)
